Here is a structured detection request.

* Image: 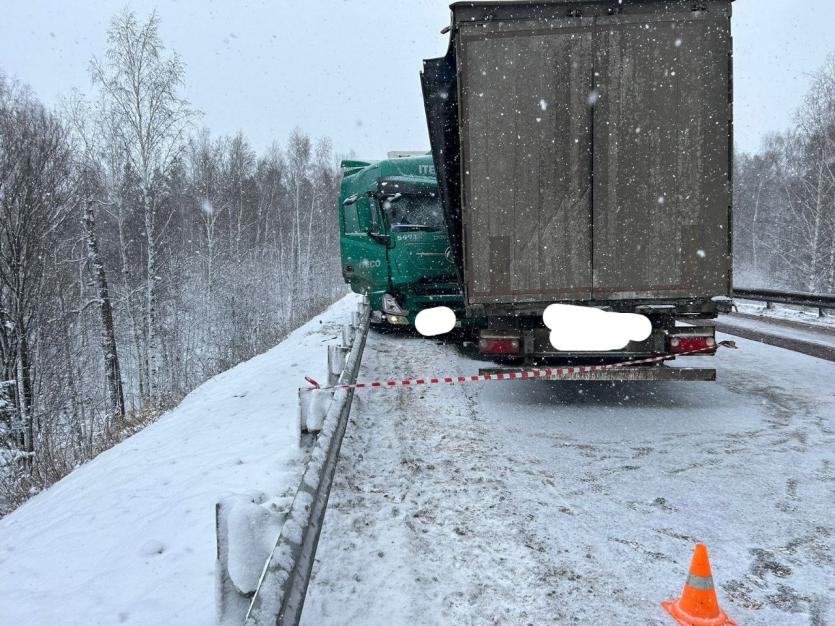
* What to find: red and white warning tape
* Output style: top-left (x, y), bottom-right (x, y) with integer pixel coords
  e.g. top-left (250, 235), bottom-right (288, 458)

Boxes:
top-left (305, 341), bottom-right (737, 390)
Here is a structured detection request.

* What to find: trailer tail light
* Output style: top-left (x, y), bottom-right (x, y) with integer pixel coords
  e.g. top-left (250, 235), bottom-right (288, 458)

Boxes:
top-left (479, 335), bottom-right (521, 355)
top-left (668, 334), bottom-right (716, 354)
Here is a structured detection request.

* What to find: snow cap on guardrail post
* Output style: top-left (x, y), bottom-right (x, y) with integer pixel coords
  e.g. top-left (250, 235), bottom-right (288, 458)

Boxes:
top-left (216, 499), bottom-right (249, 625)
top-left (215, 491), bottom-right (287, 626)
top-left (327, 344), bottom-right (349, 387)
top-left (297, 387), bottom-right (333, 436)
top-left (342, 323), bottom-right (355, 348)
top-left (215, 494), bottom-right (286, 626)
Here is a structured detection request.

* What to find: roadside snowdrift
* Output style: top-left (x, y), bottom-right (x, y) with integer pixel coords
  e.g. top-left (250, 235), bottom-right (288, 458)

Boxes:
top-left (0, 295), bottom-right (358, 626)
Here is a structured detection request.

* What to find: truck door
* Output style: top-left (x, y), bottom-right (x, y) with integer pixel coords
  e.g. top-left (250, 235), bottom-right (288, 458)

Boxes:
top-left (457, 24), bottom-right (595, 303)
top-left (341, 194), bottom-right (389, 297)
top-left (382, 185), bottom-right (452, 288)
top-left (591, 11), bottom-right (732, 299)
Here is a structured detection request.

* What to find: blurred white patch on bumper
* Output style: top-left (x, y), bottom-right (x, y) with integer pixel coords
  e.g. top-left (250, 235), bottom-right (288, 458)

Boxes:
top-left (416, 306), bottom-right (456, 337)
top-left (544, 303), bottom-right (652, 351)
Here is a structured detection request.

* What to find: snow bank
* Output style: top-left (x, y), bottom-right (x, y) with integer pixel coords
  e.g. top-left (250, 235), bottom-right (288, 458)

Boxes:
top-left (0, 295), bottom-right (359, 626)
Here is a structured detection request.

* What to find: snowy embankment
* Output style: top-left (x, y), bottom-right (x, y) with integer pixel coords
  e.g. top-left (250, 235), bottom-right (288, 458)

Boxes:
top-left (0, 295), bottom-right (358, 626)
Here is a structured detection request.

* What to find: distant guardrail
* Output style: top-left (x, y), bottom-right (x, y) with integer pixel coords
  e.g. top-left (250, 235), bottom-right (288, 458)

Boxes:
top-left (733, 288), bottom-right (835, 317)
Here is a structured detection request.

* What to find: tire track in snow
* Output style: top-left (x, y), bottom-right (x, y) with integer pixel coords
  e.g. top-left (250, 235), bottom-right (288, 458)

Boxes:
top-left (303, 330), bottom-right (577, 625)
top-left (303, 330), bottom-right (835, 625)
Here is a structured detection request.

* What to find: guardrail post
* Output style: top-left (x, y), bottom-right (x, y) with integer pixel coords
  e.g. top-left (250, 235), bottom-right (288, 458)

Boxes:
top-left (298, 387), bottom-right (334, 435)
top-left (327, 344), bottom-right (349, 387)
top-left (215, 498), bottom-right (254, 625)
top-left (216, 494), bottom-right (286, 625)
top-left (342, 323), bottom-right (355, 348)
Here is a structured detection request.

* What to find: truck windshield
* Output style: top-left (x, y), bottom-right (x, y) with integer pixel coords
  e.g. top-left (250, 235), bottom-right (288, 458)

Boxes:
top-left (383, 192), bottom-right (444, 232)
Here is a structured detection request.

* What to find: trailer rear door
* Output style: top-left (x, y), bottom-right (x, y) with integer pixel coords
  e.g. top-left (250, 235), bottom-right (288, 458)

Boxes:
top-left (453, 2), bottom-right (732, 306)
top-left (459, 22), bottom-right (595, 303)
top-left (591, 11), bottom-right (732, 300)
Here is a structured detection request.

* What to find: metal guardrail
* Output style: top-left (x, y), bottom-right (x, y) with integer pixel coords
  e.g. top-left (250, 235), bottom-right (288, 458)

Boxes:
top-left (732, 288), bottom-right (835, 317)
top-left (246, 301), bottom-right (369, 626)
top-left (215, 299), bottom-right (370, 626)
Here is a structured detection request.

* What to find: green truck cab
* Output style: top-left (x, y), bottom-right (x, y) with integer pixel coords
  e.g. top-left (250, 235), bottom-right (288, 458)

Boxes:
top-left (338, 153), bottom-right (464, 327)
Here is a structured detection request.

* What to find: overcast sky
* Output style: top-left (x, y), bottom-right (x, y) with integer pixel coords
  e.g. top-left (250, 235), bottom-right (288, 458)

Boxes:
top-left (1, 0), bottom-right (832, 159)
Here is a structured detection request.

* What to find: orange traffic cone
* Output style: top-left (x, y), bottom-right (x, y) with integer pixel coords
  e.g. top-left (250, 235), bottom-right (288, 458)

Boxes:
top-left (661, 544), bottom-right (738, 626)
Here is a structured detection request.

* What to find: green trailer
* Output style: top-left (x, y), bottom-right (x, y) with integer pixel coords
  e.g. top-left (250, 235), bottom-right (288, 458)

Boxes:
top-left (338, 153), bottom-right (468, 327)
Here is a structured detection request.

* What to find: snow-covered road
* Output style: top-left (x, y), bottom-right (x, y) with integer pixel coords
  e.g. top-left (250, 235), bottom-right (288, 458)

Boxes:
top-left (303, 328), bottom-right (835, 625)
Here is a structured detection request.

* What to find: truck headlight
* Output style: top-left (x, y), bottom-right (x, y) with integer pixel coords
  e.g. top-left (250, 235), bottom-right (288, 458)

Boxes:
top-left (382, 293), bottom-right (408, 316)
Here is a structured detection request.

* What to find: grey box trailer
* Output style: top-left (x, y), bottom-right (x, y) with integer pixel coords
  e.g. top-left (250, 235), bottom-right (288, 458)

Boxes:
top-left (422, 0), bottom-right (734, 370)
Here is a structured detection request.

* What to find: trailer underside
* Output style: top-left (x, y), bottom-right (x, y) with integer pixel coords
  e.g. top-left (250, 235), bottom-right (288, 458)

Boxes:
top-left (478, 364), bottom-right (717, 382)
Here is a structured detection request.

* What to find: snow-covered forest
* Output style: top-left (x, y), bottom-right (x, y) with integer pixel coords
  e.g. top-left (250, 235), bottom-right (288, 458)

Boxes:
top-left (734, 54), bottom-right (835, 292)
top-left (0, 10), bottom-right (345, 513)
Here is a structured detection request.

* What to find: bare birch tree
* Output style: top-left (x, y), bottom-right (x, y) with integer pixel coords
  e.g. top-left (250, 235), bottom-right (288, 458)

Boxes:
top-left (81, 197), bottom-right (126, 425)
top-left (65, 97), bottom-right (128, 426)
top-left (90, 9), bottom-right (195, 406)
